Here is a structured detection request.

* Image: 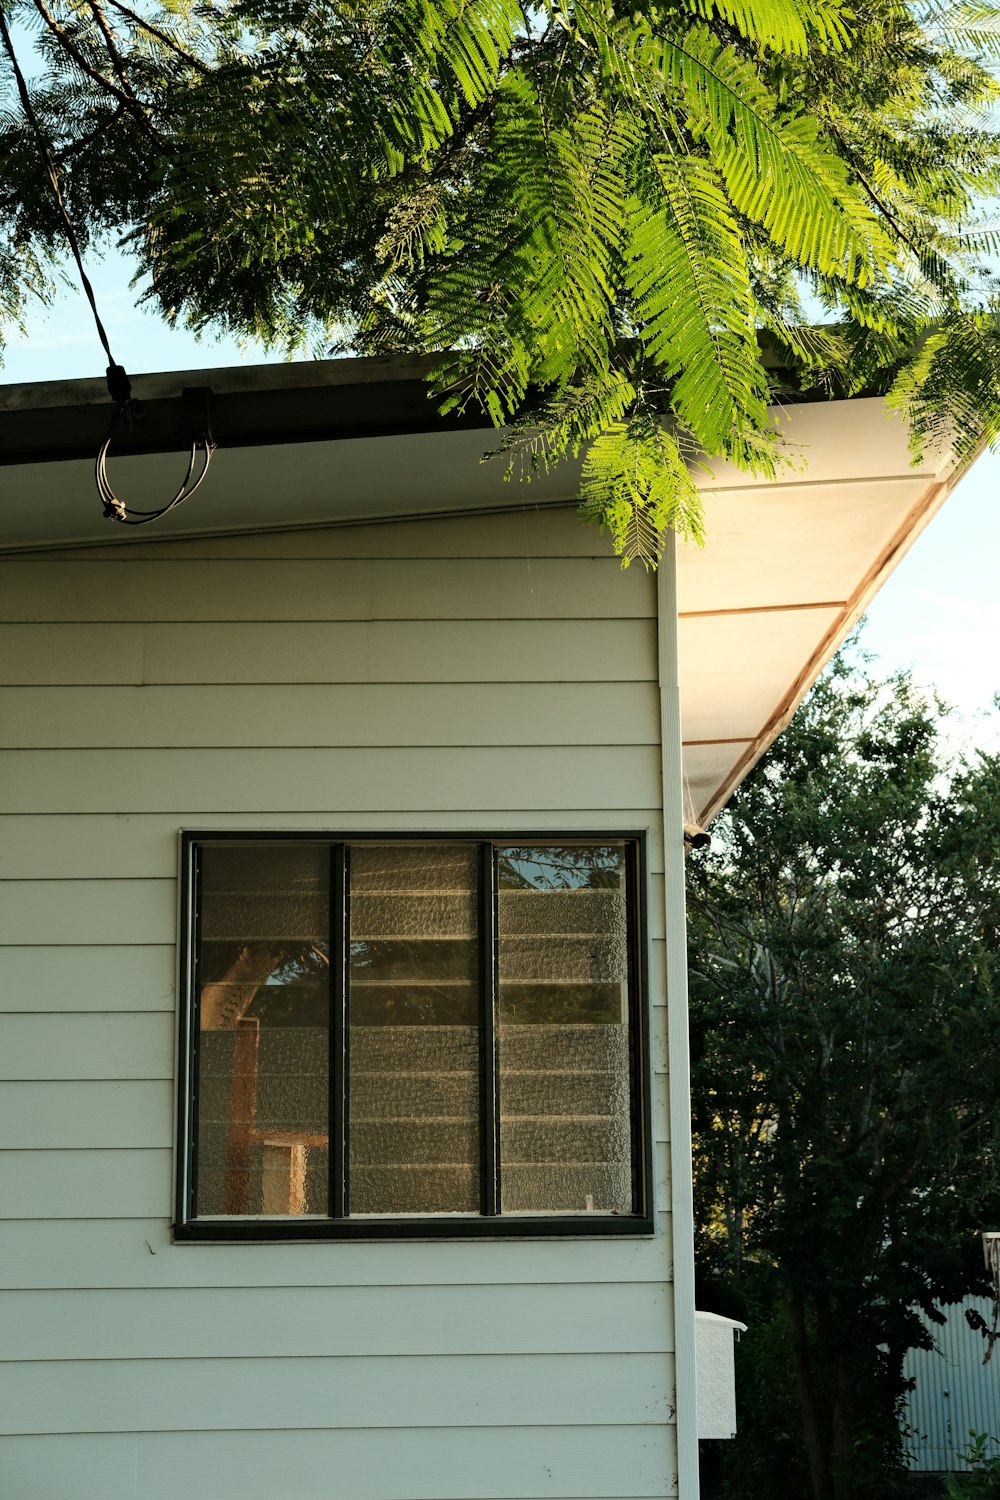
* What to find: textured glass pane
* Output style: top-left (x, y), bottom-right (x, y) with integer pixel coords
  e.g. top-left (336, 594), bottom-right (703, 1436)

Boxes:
top-left (498, 846), bottom-right (626, 891)
top-left (498, 936), bottom-right (627, 987)
top-left (196, 843), bottom-right (329, 1218)
top-left (348, 843), bottom-right (480, 1214)
top-left (497, 843), bottom-right (634, 1215)
top-left (350, 984), bottom-right (478, 1026)
top-left (498, 982), bottom-right (623, 1023)
top-left (500, 1161), bottom-right (632, 1213)
top-left (350, 938), bottom-right (478, 983)
top-left (352, 894), bottom-right (477, 938)
top-left (351, 844), bottom-right (475, 891)
top-left (200, 844), bottom-right (328, 940)
top-left (499, 889), bottom-right (626, 935)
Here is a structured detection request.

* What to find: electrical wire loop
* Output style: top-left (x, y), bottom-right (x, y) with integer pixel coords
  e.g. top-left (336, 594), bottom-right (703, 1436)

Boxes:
top-left (96, 394), bottom-right (215, 527)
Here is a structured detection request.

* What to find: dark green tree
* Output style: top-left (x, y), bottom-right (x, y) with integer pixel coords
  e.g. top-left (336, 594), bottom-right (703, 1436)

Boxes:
top-left (688, 655), bottom-right (1000, 1500)
top-left (4, 0), bottom-right (1000, 560)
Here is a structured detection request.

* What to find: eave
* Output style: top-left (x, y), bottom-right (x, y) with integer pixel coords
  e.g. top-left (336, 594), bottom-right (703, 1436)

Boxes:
top-left (0, 355), bottom-right (971, 823)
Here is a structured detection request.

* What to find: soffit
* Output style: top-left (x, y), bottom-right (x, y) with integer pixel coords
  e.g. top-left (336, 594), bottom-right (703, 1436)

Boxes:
top-left (679, 398), bottom-right (963, 823)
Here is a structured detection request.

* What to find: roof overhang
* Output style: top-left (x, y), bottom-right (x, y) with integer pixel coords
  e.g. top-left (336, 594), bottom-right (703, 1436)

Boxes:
top-left (677, 398), bottom-right (963, 822)
top-left (0, 356), bottom-right (970, 821)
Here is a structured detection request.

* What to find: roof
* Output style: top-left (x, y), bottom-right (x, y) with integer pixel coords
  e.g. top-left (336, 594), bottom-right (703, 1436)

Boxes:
top-left (0, 354), bottom-right (970, 821)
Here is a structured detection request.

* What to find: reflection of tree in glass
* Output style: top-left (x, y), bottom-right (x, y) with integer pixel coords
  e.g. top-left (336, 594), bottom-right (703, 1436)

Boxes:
top-left (499, 845), bottom-right (623, 890)
top-left (199, 942), bottom-right (328, 1030)
top-left (350, 937), bottom-right (478, 1025)
top-left (498, 845), bottom-right (627, 1025)
top-left (199, 846), bottom-right (628, 1030)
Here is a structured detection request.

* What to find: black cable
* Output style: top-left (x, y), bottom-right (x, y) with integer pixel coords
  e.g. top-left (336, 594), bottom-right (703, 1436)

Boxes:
top-left (96, 417), bottom-right (214, 524)
top-left (0, 4), bottom-right (122, 382)
top-left (0, 13), bottom-right (215, 523)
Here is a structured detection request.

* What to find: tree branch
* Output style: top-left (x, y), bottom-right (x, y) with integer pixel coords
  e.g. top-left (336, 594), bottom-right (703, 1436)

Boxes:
top-left (826, 119), bottom-right (928, 268)
top-left (30, 0), bottom-right (167, 146)
top-left (102, 0), bottom-right (209, 75)
top-left (85, 0), bottom-right (138, 100)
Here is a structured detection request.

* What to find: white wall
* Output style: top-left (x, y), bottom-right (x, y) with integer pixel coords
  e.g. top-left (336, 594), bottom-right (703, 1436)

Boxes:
top-left (0, 505), bottom-right (678, 1500)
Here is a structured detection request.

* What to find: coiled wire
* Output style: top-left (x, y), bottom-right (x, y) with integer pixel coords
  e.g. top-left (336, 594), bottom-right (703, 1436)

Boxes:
top-left (96, 400), bottom-right (215, 525)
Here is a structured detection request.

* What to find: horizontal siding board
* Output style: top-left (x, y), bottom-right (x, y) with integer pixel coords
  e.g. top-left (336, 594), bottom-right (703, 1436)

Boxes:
top-left (0, 880), bottom-right (174, 946)
top-left (3, 1425), bottom-right (676, 1500)
top-left (0, 624), bottom-right (144, 685)
top-left (0, 747), bottom-right (662, 814)
top-left (1, 1433), bottom-right (139, 1500)
top-left (33, 506), bottom-right (604, 563)
top-left (1, 1216), bottom-right (672, 1290)
top-left (0, 559), bottom-right (654, 623)
top-left (0, 619), bottom-right (656, 686)
top-left (649, 942), bottom-right (666, 1003)
top-left (653, 1142), bottom-right (671, 1202)
top-left (0, 682), bottom-right (660, 749)
top-left (0, 1015), bottom-right (174, 1082)
top-left (0, 818), bottom-right (182, 883)
top-left (2, 1283), bottom-right (672, 1360)
top-left (0, 1081), bottom-right (173, 1149)
top-left (0, 1147), bottom-right (172, 1219)
top-left (0, 946), bottom-right (176, 1012)
top-left (0, 818), bottom-right (665, 889)
top-left (0, 1352), bottom-right (671, 1434)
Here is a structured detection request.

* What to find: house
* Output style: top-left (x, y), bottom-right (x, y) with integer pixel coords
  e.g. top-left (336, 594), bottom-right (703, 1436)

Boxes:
top-left (0, 355), bottom-right (974, 1500)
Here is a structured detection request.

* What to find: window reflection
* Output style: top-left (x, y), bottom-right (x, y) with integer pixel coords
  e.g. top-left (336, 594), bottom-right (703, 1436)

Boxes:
top-left (196, 844), bottom-right (330, 1217)
top-left (497, 844), bottom-right (633, 1214)
top-left (348, 843), bottom-right (481, 1214)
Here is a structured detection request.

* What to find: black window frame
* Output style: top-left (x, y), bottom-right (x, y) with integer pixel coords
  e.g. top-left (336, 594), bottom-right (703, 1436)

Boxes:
top-left (174, 830), bottom-right (654, 1241)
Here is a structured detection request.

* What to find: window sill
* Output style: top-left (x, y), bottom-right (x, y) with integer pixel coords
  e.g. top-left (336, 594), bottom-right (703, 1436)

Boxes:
top-left (172, 1214), bottom-right (657, 1243)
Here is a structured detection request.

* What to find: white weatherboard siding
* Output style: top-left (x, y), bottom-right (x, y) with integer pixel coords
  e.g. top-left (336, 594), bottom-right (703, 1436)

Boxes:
top-left (0, 505), bottom-right (676, 1500)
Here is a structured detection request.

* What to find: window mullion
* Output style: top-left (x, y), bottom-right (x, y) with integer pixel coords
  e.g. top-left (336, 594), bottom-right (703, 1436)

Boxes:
top-left (181, 837), bottom-right (202, 1226)
top-left (331, 842), bottom-right (349, 1220)
top-left (479, 842), bottom-right (500, 1216)
top-left (626, 839), bottom-right (646, 1219)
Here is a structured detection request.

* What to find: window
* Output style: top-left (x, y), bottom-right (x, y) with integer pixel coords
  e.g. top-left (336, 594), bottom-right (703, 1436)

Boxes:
top-left (175, 834), bottom-right (651, 1239)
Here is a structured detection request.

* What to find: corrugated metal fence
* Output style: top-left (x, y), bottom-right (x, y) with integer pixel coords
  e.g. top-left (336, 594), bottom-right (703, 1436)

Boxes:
top-left (903, 1298), bottom-right (1000, 1472)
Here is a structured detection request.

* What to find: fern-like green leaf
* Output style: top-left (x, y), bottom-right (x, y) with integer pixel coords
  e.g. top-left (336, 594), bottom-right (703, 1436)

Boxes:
top-left (486, 367), bottom-right (638, 477)
top-left (580, 413), bottom-right (706, 566)
top-left (676, 0), bottom-right (852, 57)
top-left (925, 1), bottom-right (1000, 60)
top-left (633, 25), bottom-right (894, 283)
top-left (430, 75), bottom-right (631, 417)
top-left (887, 306), bottom-right (1000, 464)
top-left (626, 151), bottom-right (774, 466)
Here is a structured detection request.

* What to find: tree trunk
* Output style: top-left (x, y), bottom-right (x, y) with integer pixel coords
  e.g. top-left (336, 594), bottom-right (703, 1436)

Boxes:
top-left (789, 1287), bottom-right (833, 1500)
top-left (200, 943), bottom-right (289, 1029)
top-left (829, 1357), bottom-right (859, 1500)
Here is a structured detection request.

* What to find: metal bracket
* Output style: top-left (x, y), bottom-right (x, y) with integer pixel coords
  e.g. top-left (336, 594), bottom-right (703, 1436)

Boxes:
top-left (182, 385), bottom-right (214, 448)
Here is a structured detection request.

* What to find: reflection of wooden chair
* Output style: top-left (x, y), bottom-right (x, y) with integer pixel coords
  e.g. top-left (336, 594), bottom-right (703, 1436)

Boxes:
top-left (258, 1132), bottom-right (327, 1215)
top-left (224, 1016), bottom-right (327, 1216)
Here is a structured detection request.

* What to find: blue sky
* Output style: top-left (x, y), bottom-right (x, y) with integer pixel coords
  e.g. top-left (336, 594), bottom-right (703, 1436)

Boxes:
top-left (859, 454), bottom-right (1000, 744)
top-left (2, 248), bottom-right (998, 750)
